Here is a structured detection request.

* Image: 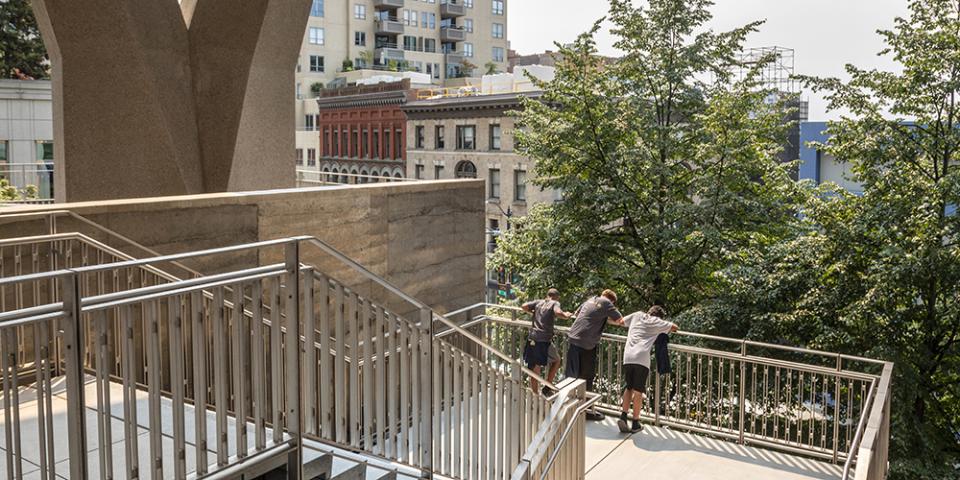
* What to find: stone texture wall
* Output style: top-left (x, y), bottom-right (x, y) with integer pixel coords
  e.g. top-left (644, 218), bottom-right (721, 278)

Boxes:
top-left (0, 181), bottom-right (485, 316)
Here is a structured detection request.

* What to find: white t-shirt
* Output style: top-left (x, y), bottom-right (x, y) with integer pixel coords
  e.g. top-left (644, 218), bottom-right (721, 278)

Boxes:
top-left (622, 312), bottom-right (675, 367)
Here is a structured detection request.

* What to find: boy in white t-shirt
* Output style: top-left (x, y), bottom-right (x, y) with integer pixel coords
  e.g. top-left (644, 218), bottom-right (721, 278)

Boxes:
top-left (612, 305), bottom-right (677, 433)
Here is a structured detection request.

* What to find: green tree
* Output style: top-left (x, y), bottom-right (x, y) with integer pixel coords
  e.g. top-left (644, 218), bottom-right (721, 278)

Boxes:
top-left (796, 1), bottom-right (960, 476)
top-left (0, 178), bottom-right (37, 201)
top-left (484, 61), bottom-right (499, 75)
top-left (492, 0), bottom-right (802, 313)
top-left (0, 0), bottom-right (49, 79)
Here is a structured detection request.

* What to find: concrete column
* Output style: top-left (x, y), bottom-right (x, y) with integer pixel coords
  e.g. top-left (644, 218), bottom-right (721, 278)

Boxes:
top-left (31, 0), bottom-right (312, 202)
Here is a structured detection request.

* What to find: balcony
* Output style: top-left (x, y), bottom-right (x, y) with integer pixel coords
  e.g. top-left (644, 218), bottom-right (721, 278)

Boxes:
top-left (440, 1), bottom-right (466, 18)
top-left (439, 26), bottom-right (466, 42)
top-left (373, 0), bottom-right (404, 9)
top-left (374, 18), bottom-right (404, 35)
top-left (375, 44), bottom-right (406, 62)
top-left (444, 51), bottom-right (465, 65)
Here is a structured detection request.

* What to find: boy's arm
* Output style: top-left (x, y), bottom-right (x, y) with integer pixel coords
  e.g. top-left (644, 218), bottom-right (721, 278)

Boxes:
top-left (553, 303), bottom-right (573, 319)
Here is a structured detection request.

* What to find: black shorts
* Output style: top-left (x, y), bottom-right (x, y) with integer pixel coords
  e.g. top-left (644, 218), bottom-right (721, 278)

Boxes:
top-left (564, 344), bottom-right (598, 391)
top-left (523, 340), bottom-right (551, 368)
top-left (623, 364), bottom-right (649, 392)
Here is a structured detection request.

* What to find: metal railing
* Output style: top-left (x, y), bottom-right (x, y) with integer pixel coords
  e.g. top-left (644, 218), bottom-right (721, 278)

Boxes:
top-left (296, 169), bottom-right (417, 186)
top-left (443, 303), bottom-right (892, 477)
top-left (0, 212), bottom-right (579, 479)
top-left (0, 162), bottom-right (54, 201)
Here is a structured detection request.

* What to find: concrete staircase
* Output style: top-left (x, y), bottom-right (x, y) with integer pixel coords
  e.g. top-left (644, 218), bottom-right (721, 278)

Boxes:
top-left (264, 440), bottom-right (423, 480)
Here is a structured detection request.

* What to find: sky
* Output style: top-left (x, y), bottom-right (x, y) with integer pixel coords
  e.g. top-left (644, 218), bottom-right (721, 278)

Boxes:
top-left (508, 0), bottom-right (910, 120)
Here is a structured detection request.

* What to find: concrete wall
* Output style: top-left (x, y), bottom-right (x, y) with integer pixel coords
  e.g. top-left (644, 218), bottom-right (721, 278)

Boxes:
top-left (0, 181), bottom-right (485, 316)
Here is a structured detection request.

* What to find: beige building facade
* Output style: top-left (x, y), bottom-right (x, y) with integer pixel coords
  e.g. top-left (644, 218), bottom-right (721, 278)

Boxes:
top-left (295, 0), bottom-right (510, 163)
top-left (402, 91), bottom-right (557, 234)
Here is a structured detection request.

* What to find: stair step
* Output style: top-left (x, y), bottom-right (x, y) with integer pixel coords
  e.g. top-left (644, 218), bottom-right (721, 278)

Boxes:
top-left (331, 456), bottom-right (366, 480)
top-left (303, 450), bottom-right (334, 480)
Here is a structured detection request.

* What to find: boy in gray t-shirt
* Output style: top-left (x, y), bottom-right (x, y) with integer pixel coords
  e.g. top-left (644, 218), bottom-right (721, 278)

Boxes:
top-left (521, 288), bottom-right (572, 395)
top-left (612, 305), bottom-right (677, 433)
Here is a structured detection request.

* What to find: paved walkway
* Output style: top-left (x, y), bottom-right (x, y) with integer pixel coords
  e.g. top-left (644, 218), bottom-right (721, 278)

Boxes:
top-left (584, 417), bottom-right (843, 480)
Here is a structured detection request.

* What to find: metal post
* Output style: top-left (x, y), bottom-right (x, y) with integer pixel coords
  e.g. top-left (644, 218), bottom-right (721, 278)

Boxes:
top-left (654, 371), bottom-right (660, 426)
top-left (284, 241), bottom-right (303, 479)
top-left (832, 355), bottom-right (842, 462)
top-left (738, 342), bottom-right (747, 444)
top-left (420, 307), bottom-right (434, 478)
top-left (61, 272), bottom-right (88, 480)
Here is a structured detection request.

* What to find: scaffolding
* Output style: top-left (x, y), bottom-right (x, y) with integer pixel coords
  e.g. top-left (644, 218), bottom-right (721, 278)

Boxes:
top-left (736, 46), bottom-right (800, 94)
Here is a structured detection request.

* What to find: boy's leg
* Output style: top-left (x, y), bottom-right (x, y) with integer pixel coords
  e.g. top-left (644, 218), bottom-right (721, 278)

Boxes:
top-left (530, 365), bottom-right (542, 394)
top-left (618, 387), bottom-right (634, 433)
top-left (631, 390), bottom-right (644, 421)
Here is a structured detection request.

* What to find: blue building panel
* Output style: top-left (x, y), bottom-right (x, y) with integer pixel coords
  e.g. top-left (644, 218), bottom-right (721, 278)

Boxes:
top-left (799, 121), bottom-right (829, 183)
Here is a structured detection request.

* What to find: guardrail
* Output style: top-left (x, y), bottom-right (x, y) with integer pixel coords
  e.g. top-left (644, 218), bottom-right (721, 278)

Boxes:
top-left (0, 211), bottom-right (580, 479)
top-left (296, 169), bottom-right (417, 186)
top-left (443, 303), bottom-right (892, 477)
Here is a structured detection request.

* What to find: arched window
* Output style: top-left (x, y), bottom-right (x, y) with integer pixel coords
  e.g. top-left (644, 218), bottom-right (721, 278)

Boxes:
top-left (394, 171), bottom-right (403, 180)
top-left (455, 161), bottom-right (477, 179)
top-left (370, 169), bottom-right (380, 183)
top-left (322, 167), bottom-right (330, 183)
top-left (360, 168), bottom-right (369, 184)
top-left (330, 168), bottom-right (339, 184)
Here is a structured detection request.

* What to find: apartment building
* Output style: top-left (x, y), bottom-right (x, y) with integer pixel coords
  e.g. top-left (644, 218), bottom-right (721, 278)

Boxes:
top-left (295, 0), bottom-right (510, 162)
top-left (0, 79), bottom-right (54, 199)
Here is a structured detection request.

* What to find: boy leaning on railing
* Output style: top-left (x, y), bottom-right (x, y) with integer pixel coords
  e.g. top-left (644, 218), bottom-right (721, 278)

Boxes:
top-left (609, 305), bottom-right (678, 434)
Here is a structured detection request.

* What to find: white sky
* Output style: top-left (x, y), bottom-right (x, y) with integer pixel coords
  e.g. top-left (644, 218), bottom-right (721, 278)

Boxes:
top-left (508, 0), bottom-right (910, 120)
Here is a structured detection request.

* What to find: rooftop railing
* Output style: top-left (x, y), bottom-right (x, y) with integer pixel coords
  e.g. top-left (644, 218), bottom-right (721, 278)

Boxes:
top-left (442, 303), bottom-right (893, 480)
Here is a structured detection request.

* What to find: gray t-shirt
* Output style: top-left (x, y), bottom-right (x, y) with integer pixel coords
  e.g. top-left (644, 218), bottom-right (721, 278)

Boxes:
top-left (622, 312), bottom-right (675, 367)
top-left (566, 296), bottom-right (622, 350)
top-left (524, 299), bottom-right (561, 342)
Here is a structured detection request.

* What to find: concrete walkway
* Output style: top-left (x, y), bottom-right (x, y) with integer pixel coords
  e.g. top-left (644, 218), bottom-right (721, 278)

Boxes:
top-left (584, 417), bottom-right (843, 480)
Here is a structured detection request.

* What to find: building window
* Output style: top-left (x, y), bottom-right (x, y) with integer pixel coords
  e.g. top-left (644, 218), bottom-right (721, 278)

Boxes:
top-left (415, 126), bottom-right (425, 148)
top-left (489, 124), bottom-right (501, 150)
top-left (435, 125), bottom-right (445, 149)
top-left (385, 130), bottom-right (392, 158)
top-left (464, 0), bottom-right (473, 7)
top-left (0, 141), bottom-right (7, 162)
top-left (489, 168), bottom-right (500, 198)
top-left (36, 142), bottom-right (53, 161)
top-left (492, 23), bottom-right (503, 38)
top-left (492, 47), bottom-right (504, 62)
top-left (424, 38), bottom-right (437, 53)
top-left (309, 55), bottom-right (324, 72)
top-left (433, 63), bottom-right (440, 79)
top-left (355, 31), bottom-right (366, 46)
top-left (456, 125), bottom-right (476, 150)
top-left (304, 115), bottom-right (316, 131)
top-left (464, 19), bottom-right (473, 32)
top-left (332, 129), bottom-right (340, 155)
top-left (296, 148), bottom-right (304, 166)
top-left (403, 35), bottom-right (418, 51)
top-left (464, 43), bottom-right (474, 57)
top-left (455, 161), bottom-right (477, 178)
top-left (395, 130), bottom-right (403, 158)
top-left (492, 0), bottom-right (503, 15)
top-left (311, 0), bottom-right (324, 17)
top-left (309, 27), bottom-right (324, 45)
top-left (354, 4), bottom-right (366, 19)
top-left (514, 170), bottom-right (527, 201)
top-left (307, 148), bottom-right (317, 166)
top-left (422, 12), bottom-right (436, 29)
top-left (415, 164), bottom-right (424, 179)
top-left (434, 164), bottom-right (444, 179)
top-left (296, 83), bottom-right (302, 99)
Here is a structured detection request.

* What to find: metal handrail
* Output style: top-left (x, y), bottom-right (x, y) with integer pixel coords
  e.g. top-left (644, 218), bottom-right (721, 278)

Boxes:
top-left (449, 302), bottom-right (888, 367)
top-left (842, 377), bottom-right (878, 478)
top-left (537, 394), bottom-right (600, 480)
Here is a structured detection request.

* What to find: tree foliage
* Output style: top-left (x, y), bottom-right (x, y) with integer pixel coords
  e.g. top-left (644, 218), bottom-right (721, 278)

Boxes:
top-left (493, 0), bottom-right (802, 313)
top-left (0, 0), bottom-right (49, 79)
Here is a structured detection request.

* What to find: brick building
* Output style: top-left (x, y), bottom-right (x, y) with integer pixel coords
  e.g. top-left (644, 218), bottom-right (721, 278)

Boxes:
top-left (313, 79), bottom-right (416, 182)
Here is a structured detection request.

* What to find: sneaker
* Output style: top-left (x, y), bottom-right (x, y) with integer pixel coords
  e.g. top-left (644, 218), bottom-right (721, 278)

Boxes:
top-left (631, 420), bottom-right (644, 433)
top-left (617, 418), bottom-right (630, 433)
top-left (586, 410), bottom-right (604, 421)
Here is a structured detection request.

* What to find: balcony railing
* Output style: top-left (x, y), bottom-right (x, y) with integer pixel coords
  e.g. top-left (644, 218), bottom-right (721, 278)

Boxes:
top-left (440, 2), bottom-right (466, 18)
top-left (440, 303), bottom-right (893, 479)
top-left (373, 0), bottom-right (404, 9)
top-left (375, 43), bottom-right (406, 61)
top-left (0, 161), bottom-right (54, 201)
top-left (440, 26), bottom-right (466, 42)
top-left (375, 18), bottom-right (404, 35)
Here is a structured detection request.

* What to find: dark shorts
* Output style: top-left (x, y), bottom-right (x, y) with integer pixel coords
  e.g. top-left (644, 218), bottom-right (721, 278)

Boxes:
top-left (564, 344), bottom-right (598, 391)
top-left (523, 340), bottom-right (552, 368)
top-left (623, 364), bottom-right (650, 392)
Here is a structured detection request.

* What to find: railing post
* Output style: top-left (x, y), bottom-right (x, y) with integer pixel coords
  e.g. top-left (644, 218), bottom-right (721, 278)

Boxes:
top-left (654, 370), bottom-right (660, 426)
top-left (61, 272), bottom-right (88, 480)
top-left (420, 307), bottom-right (434, 478)
top-left (833, 355), bottom-right (842, 463)
top-left (738, 342), bottom-right (746, 444)
top-left (284, 241), bottom-right (303, 479)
